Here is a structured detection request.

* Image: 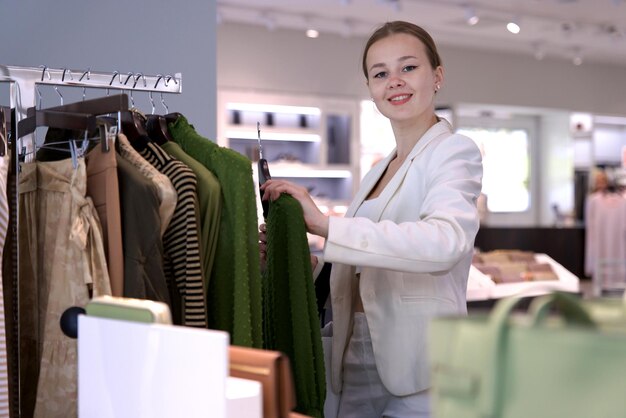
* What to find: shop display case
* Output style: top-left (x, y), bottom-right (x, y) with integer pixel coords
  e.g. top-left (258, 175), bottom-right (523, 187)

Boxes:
top-left (467, 251), bottom-right (580, 302)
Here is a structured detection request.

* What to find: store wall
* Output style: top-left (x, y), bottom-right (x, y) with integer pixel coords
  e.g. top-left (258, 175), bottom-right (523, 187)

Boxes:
top-left (539, 112), bottom-right (575, 225)
top-left (217, 23), bottom-right (626, 116)
top-left (218, 22), bottom-right (626, 226)
top-left (0, 0), bottom-right (217, 138)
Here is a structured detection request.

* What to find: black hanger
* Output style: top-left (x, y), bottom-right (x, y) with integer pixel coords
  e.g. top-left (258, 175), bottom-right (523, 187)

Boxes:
top-left (146, 114), bottom-right (173, 145)
top-left (26, 94), bottom-right (129, 118)
top-left (164, 112), bottom-right (184, 125)
top-left (17, 110), bottom-right (96, 139)
top-left (119, 109), bottom-right (148, 143)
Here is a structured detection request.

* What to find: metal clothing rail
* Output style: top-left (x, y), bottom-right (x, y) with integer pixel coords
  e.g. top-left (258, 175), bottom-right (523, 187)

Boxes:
top-left (0, 64), bottom-right (182, 418)
top-left (0, 64), bottom-right (182, 123)
top-left (0, 65), bottom-right (182, 93)
top-left (1, 64), bottom-right (183, 157)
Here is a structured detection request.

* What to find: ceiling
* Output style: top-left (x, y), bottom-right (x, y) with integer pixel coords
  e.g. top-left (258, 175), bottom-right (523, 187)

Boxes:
top-left (217, 0), bottom-right (626, 67)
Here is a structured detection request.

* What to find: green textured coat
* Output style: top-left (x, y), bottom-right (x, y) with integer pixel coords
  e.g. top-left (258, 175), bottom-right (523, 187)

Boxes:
top-left (263, 195), bottom-right (326, 418)
top-left (169, 116), bottom-right (263, 348)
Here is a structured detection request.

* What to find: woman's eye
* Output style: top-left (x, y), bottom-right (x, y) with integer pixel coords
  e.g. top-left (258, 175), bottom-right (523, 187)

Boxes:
top-left (402, 65), bottom-right (417, 72)
top-left (373, 71), bottom-right (387, 79)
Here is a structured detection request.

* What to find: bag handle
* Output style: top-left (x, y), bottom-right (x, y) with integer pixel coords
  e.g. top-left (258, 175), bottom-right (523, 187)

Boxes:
top-left (528, 292), bottom-right (595, 328)
top-left (479, 292), bottom-right (594, 417)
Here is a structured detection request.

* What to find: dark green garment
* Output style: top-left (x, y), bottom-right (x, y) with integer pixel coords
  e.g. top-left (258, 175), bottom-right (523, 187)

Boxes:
top-left (263, 195), bottom-right (325, 418)
top-left (161, 141), bottom-right (222, 295)
top-left (116, 155), bottom-right (170, 305)
top-left (168, 116), bottom-right (263, 348)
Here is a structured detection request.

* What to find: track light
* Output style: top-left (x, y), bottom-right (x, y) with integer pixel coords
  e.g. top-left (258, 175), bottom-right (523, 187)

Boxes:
top-left (304, 16), bottom-right (319, 38)
top-left (306, 29), bottom-right (319, 38)
top-left (507, 17), bottom-right (521, 34)
top-left (464, 5), bottom-right (479, 26)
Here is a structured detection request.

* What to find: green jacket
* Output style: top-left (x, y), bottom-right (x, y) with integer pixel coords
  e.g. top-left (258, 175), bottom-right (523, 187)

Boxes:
top-left (169, 116), bottom-right (263, 348)
top-left (263, 195), bottom-right (326, 418)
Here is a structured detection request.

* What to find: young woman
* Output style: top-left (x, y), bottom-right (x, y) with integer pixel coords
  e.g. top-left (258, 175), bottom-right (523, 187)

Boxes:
top-left (261, 21), bottom-right (483, 418)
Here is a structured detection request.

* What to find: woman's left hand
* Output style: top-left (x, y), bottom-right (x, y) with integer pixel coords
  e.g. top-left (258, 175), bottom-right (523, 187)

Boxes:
top-left (261, 179), bottom-right (330, 238)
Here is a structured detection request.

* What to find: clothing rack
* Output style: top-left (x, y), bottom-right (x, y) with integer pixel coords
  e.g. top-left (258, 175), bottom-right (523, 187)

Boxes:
top-left (0, 64), bottom-right (182, 135)
top-left (0, 64), bottom-right (182, 418)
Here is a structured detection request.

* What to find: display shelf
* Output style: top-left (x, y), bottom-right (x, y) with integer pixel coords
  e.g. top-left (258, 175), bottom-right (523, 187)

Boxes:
top-left (217, 89), bottom-right (360, 203)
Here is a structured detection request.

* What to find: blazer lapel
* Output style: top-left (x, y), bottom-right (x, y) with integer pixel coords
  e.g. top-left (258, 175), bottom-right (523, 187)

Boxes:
top-left (362, 120), bottom-right (453, 221)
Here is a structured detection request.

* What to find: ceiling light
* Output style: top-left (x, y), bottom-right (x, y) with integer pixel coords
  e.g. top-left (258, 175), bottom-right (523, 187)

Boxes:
top-left (306, 28), bottom-right (319, 38)
top-left (507, 18), bottom-right (521, 34)
top-left (464, 5), bottom-right (479, 26)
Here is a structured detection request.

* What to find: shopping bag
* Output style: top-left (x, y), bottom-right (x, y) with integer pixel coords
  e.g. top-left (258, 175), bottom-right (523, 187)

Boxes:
top-left (429, 292), bottom-right (626, 418)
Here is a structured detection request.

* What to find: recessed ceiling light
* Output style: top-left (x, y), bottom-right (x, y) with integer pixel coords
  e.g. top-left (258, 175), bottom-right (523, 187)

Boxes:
top-left (507, 21), bottom-right (521, 34)
top-left (306, 29), bottom-right (319, 38)
top-left (464, 5), bottom-right (479, 26)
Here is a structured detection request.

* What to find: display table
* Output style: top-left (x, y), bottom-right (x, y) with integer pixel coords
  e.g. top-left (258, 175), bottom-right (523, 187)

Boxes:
top-left (467, 253), bottom-right (580, 302)
top-left (78, 316), bottom-right (262, 418)
top-left (474, 226), bottom-right (585, 279)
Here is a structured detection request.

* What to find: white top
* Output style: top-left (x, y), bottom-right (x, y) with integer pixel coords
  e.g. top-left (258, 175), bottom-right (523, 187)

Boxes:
top-left (354, 196), bottom-right (380, 220)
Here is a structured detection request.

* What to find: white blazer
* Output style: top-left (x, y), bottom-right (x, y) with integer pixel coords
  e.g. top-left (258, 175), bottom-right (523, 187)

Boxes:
top-left (323, 120), bottom-right (483, 396)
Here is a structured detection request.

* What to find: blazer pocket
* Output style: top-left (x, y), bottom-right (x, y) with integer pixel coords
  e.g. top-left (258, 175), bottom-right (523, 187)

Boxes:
top-left (399, 295), bottom-right (457, 317)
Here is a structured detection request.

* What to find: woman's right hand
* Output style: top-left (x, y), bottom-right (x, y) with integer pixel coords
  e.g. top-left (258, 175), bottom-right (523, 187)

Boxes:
top-left (260, 179), bottom-right (329, 238)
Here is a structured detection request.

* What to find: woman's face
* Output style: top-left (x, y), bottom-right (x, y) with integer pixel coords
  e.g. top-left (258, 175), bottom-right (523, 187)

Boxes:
top-left (365, 33), bottom-right (443, 126)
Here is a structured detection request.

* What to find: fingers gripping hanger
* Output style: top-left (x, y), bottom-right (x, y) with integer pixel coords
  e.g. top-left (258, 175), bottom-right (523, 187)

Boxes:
top-left (257, 122), bottom-right (272, 219)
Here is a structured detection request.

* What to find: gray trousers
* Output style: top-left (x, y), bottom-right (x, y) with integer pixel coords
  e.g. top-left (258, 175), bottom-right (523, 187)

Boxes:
top-left (324, 313), bottom-right (430, 418)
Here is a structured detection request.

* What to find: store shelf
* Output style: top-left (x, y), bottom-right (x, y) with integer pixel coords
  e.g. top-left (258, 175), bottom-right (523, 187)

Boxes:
top-left (217, 89), bottom-right (360, 203)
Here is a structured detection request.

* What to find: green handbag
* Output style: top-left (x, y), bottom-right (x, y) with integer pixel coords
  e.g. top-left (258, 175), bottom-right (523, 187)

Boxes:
top-left (429, 292), bottom-right (626, 418)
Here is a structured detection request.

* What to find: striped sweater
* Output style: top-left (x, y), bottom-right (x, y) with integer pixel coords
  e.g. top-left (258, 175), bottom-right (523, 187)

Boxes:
top-left (136, 138), bottom-right (207, 327)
